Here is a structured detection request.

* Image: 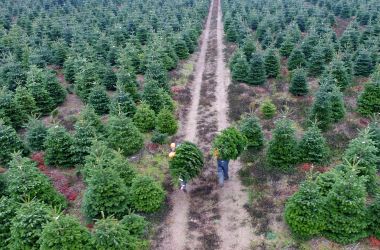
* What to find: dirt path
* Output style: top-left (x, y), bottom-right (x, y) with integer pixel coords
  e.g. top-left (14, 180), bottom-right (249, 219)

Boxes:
top-left (154, 0), bottom-right (253, 249)
top-left (154, 1), bottom-right (214, 249)
top-left (215, 0), bottom-right (253, 249)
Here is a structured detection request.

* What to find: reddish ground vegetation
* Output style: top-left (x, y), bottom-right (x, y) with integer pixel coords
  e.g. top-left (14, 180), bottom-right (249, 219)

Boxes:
top-left (368, 236), bottom-right (380, 248)
top-left (31, 152), bottom-right (84, 202)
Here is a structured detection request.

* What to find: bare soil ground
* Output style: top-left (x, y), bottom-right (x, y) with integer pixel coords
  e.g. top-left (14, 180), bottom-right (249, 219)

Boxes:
top-left (153, 0), bottom-right (253, 249)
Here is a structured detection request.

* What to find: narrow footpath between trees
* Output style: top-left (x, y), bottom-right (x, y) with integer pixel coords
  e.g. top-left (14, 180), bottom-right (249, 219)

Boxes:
top-left (154, 0), bottom-right (253, 249)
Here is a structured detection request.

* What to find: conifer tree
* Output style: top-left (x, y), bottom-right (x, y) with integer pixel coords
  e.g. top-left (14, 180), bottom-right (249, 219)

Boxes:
top-left (75, 62), bottom-right (99, 101)
top-left (9, 201), bottom-right (53, 250)
top-left (77, 105), bottom-right (104, 134)
top-left (298, 124), bottom-right (330, 165)
top-left (280, 37), bottom-right (295, 57)
top-left (285, 180), bottom-right (326, 239)
top-left (242, 38), bottom-right (256, 60)
top-left (26, 81), bottom-right (55, 115)
top-left (40, 215), bottom-right (92, 250)
top-left (43, 69), bottom-right (67, 106)
top-left (156, 109), bottom-right (178, 135)
top-left (231, 53), bottom-right (250, 83)
top-left (309, 84), bottom-right (333, 131)
top-left (266, 118), bottom-right (299, 172)
top-left (83, 168), bottom-right (129, 220)
top-left (71, 121), bottom-right (97, 166)
top-left (133, 103), bottom-right (156, 133)
top-left (287, 47), bottom-right (307, 71)
top-left (238, 115), bottom-right (264, 150)
top-left (354, 49), bottom-right (374, 77)
top-left (174, 38), bottom-right (190, 59)
top-left (260, 98), bottom-right (277, 119)
top-left (44, 125), bottom-right (75, 168)
top-left (142, 81), bottom-right (174, 113)
top-left (0, 197), bottom-right (18, 248)
top-left (25, 118), bottom-right (47, 152)
top-left (368, 196), bottom-right (380, 239)
top-left (323, 168), bottom-right (368, 244)
top-left (344, 130), bottom-right (378, 194)
top-left (248, 53), bottom-right (266, 85)
top-left (99, 64), bottom-right (117, 91)
top-left (329, 59), bottom-right (350, 89)
top-left (330, 85), bottom-right (346, 122)
top-left (14, 86), bottom-right (37, 116)
top-left (92, 217), bottom-right (132, 250)
top-left (289, 68), bottom-right (308, 96)
top-left (368, 120), bottom-right (380, 169)
top-left (107, 115), bottom-right (144, 156)
top-left (88, 84), bottom-right (110, 115)
top-left (308, 46), bottom-right (326, 77)
top-left (0, 87), bottom-right (27, 129)
top-left (144, 60), bottom-right (169, 92)
top-left (357, 72), bottom-right (380, 116)
top-left (109, 89), bottom-right (136, 117)
top-left (0, 122), bottom-right (25, 165)
top-left (264, 48), bottom-right (280, 78)
top-left (116, 68), bottom-right (139, 102)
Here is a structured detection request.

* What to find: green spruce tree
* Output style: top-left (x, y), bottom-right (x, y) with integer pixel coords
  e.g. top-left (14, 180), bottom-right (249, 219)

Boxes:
top-left (248, 53), bottom-right (266, 85)
top-left (289, 68), bottom-right (308, 96)
top-left (264, 48), bottom-right (280, 78)
top-left (88, 84), bottom-right (110, 115)
top-left (298, 124), bottom-right (330, 165)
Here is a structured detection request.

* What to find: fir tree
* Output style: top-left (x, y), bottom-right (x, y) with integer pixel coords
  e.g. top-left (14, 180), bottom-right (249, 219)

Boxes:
top-left (88, 84), bottom-right (110, 115)
top-left (40, 215), bottom-right (91, 250)
top-left (354, 49), bottom-right (374, 77)
top-left (44, 125), bottom-right (75, 168)
top-left (142, 81), bottom-right (174, 113)
top-left (71, 121), bottom-right (97, 166)
top-left (107, 115), bottom-right (144, 156)
top-left (0, 87), bottom-right (27, 129)
top-left (77, 105), bottom-right (104, 134)
top-left (9, 201), bottom-right (53, 250)
top-left (260, 98), bottom-right (277, 119)
top-left (308, 46), bottom-right (326, 77)
top-left (368, 196), bottom-right (380, 239)
top-left (266, 118), bottom-right (299, 172)
top-left (82, 168), bottom-right (129, 220)
top-left (43, 69), bottom-right (67, 106)
top-left (248, 53), bottom-right (266, 85)
top-left (289, 68), bottom-right (308, 96)
top-left (116, 68), bottom-right (139, 102)
top-left (26, 81), bottom-right (55, 115)
top-left (99, 64), bottom-right (117, 91)
top-left (357, 73), bottom-right (380, 116)
top-left (344, 130), bottom-right (378, 195)
top-left (144, 60), bottom-right (169, 92)
top-left (231, 53), bottom-right (250, 83)
top-left (0, 197), bottom-right (18, 248)
top-left (264, 48), bottom-right (280, 78)
top-left (0, 122), bottom-right (25, 165)
top-left (330, 85), bottom-right (346, 122)
top-left (25, 118), bottom-right (47, 152)
top-left (285, 180), bottom-right (326, 239)
top-left (75, 62), bottom-right (99, 101)
top-left (329, 59), bottom-right (350, 89)
top-left (368, 120), bottom-right (380, 169)
top-left (323, 168), bottom-right (368, 244)
top-left (238, 115), bottom-right (264, 150)
top-left (309, 84), bottom-right (333, 131)
top-left (14, 86), bottom-right (37, 116)
top-left (156, 109), bottom-right (178, 135)
top-left (109, 89), bottom-right (136, 117)
top-left (287, 47), bottom-right (307, 71)
top-left (92, 217), bottom-right (132, 250)
top-left (132, 103), bottom-right (156, 133)
top-left (174, 38), bottom-right (190, 59)
top-left (298, 124), bottom-right (330, 165)
top-left (280, 37), bottom-right (295, 57)
top-left (242, 38), bottom-right (256, 60)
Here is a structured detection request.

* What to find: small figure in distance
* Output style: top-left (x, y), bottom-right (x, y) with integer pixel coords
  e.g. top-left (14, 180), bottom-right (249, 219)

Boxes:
top-left (169, 142), bottom-right (187, 192)
top-left (213, 149), bottom-right (229, 187)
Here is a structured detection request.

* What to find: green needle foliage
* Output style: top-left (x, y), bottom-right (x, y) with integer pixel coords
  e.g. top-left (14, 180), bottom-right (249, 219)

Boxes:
top-left (212, 127), bottom-right (247, 160)
top-left (88, 84), bottom-right (110, 115)
top-left (260, 98), bottom-right (277, 119)
top-left (9, 200), bottom-right (53, 250)
top-left (25, 118), bottom-right (48, 152)
top-left (107, 115), bottom-right (144, 157)
top-left (289, 68), bottom-right (308, 96)
top-left (40, 215), bottom-right (92, 250)
top-left (309, 83), bottom-right (333, 131)
top-left (238, 115), bottom-right (264, 150)
top-left (156, 109), bottom-right (178, 135)
top-left (357, 70), bottom-right (380, 116)
top-left (0, 197), bottom-right (18, 248)
top-left (6, 154), bottom-right (67, 207)
top-left (0, 121), bottom-right (26, 165)
top-left (44, 125), bottom-right (75, 168)
top-left (264, 48), bottom-right (280, 78)
top-left (285, 180), bottom-right (326, 240)
top-left (248, 53), bottom-right (266, 85)
top-left (169, 141), bottom-right (204, 182)
top-left (329, 59), bottom-right (350, 90)
top-left (83, 168), bottom-right (129, 220)
top-left (298, 124), bottom-right (330, 165)
top-left (368, 196), bottom-right (380, 239)
top-left (266, 118), bottom-right (298, 172)
top-left (287, 47), bottom-right (307, 71)
top-left (129, 175), bottom-right (166, 213)
top-left (132, 103), bottom-right (156, 133)
top-left (231, 53), bottom-right (251, 83)
top-left (354, 49), bottom-right (374, 77)
top-left (109, 89), bottom-right (136, 117)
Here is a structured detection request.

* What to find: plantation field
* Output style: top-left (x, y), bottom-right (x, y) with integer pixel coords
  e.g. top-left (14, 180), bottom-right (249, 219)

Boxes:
top-left (0, 0), bottom-right (379, 249)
